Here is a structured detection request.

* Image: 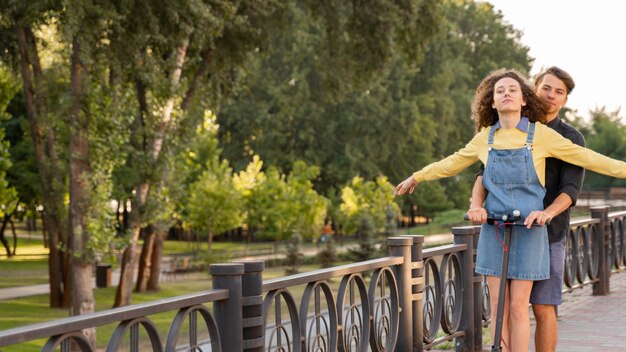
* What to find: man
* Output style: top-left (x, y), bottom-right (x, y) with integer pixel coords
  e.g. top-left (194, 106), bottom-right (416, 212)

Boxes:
top-left (466, 66), bottom-right (585, 351)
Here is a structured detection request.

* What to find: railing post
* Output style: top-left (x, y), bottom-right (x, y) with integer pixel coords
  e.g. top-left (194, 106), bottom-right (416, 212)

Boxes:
top-left (240, 261), bottom-right (265, 352)
top-left (453, 225), bottom-right (482, 351)
top-left (211, 263), bottom-right (244, 351)
top-left (388, 237), bottom-right (414, 352)
top-left (591, 206), bottom-right (611, 295)
top-left (402, 235), bottom-right (424, 352)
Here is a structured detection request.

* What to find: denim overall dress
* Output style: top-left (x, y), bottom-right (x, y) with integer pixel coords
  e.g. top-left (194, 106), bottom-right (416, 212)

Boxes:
top-left (475, 119), bottom-right (550, 280)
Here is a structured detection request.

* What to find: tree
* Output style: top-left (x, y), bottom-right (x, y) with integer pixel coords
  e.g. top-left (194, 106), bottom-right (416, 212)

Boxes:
top-left (1, 1), bottom-right (71, 309)
top-left (0, 66), bottom-right (20, 256)
top-left (398, 0), bottom-right (532, 213)
top-left (218, 0), bottom-right (533, 215)
top-left (347, 213), bottom-right (378, 262)
top-left (576, 108), bottom-right (626, 189)
top-left (338, 176), bottom-right (400, 260)
top-left (238, 157), bottom-right (328, 241)
top-left (219, 1), bottom-right (443, 193)
top-left (0, 4), bottom-right (132, 347)
top-left (187, 157), bottom-right (243, 253)
top-left (339, 176), bottom-right (401, 236)
top-left (106, 0), bottom-right (286, 307)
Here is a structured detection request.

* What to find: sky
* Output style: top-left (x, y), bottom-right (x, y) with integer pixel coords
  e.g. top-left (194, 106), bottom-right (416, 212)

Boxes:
top-left (484, 0), bottom-right (626, 119)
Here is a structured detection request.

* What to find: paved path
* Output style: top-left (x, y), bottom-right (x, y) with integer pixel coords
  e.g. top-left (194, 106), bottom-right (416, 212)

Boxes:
top-left (534, 270), bottom-right (626, 351)
top-left (440, 271), bottom-right (626, 351)
top-left (0, 234), bottom-right (454, 301)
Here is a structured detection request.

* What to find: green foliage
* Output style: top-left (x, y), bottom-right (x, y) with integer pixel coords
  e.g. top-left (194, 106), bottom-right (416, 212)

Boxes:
top-left (218, 0), bottom-right (533, 218)
top-left (218, 3), bottom-right (441, 192)
top-left (169, 110), bottom-right (223, 235)
top-left (238, 157), bottom-right (328, 241)
top-left (339, 176), bottom-right (400, 236)
top-left (346, 212), bottom-right (381, 262)
top-left (3, 109), bottom-right (40, 210)
top-left (576, 108), bottom-right (626, 189)
top-left (410, 181), bottom-right (454, 218)
top-left (84, 79), bottom-right (136, 261)
top-left (300, 0), bottom-right (442, 88)
top-left (0, 67), bottom-right (19, 215)
top-left (186, 157), bottom-right (243, 239)
top-left (1, 0), bottom-right (539, 265)
top-left (233, 154), bottom-right (265, 198)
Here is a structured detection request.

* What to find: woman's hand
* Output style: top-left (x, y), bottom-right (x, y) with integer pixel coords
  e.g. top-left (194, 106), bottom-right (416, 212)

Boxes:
top-left (467, 206), bottom-right (487, 224)
top-left (395, 175), bottom-right (418, 195)
top-left (524, 210), bottom-right (553, 228)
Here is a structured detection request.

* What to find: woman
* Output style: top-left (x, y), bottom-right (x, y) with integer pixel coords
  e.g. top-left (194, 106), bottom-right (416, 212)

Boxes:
top-left (395, 69), bottom-right (626, 351)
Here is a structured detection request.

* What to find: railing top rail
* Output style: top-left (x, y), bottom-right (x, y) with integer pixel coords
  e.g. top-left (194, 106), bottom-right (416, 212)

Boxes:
top-left (608, 210), bottom-right (626, 220)
top-left (570, 218), bottom-right (601, 227)
top-left (423, 243), bottom-right (467, 259)
top-left (262, 256), bottom-right (404, 292)
top-left (0, 289), bottom-right (229, 347)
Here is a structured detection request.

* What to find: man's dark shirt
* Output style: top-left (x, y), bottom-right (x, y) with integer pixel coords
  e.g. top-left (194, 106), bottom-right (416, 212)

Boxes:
top-left (477, 118), bottom-right (585, 243)
top-left (543, 117), bottom-right (585, 243)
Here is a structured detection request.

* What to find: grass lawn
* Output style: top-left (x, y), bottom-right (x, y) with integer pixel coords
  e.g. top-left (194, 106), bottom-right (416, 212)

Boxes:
top-left (0, 262), bottom-right (347, 351)
top-left (398, 209), bottom-right (467, 236)
top-left (0, 238), bottom-right (49, 288)
top-left (0, 235), bottom-right (325, 289)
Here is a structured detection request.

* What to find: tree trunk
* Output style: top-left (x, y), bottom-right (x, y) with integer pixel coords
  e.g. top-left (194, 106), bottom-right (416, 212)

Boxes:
top-left (41, 211), bottom-right (48, 248)
top-left (114, 243), bottom-right (137, 307)
top-left (114, 184), bottom-right (148, 307)
top-left (16, 25), bottom-right (68, 309)
top-left (9, 218), bottom-right (17, 256)
top-left (68, 34), bottom-right (95, 345)
top-left (0, 216), bottom-right (10, 256)
top-left (207, 230), bottom-right (213, 254)
top-left (135, 225), bottom-right (156, 292)
top-left (147, 231), bottom-right (163, 291)
top-left (115, 200), bottom-right (122, 235)
top-left (114, 40), bottom-right (189, 307)
top-left (122, 202), bottom-right (129, 233)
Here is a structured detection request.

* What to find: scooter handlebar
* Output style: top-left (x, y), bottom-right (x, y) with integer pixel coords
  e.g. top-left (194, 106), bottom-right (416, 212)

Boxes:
top-left (464, 211), bottom-right (550, 226)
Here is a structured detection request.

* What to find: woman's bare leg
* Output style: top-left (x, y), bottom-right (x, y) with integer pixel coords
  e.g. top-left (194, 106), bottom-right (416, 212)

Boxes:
top-left (508, 280), bottom-right (533, 352)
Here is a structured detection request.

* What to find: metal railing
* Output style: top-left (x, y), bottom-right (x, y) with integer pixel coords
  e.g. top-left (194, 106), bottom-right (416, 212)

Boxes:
top-left (0, 206), bottom-right (624, 351)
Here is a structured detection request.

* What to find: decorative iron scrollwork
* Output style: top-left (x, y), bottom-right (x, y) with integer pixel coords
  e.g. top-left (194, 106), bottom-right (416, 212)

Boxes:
top-left (165, 305), bottom-right (221, 352)
top-left (264, 288), bottom-right (301, 352)
top-left (368, 267), bottom-right (398, 351)
top-left (336, 274), bottom-right (370, 352)
top-left (300, 280), bottom-right (337, 352)
top-left (440, 253), bottom-right (462, 334)
top-left (42, 332), bottom-right (94, 352)
top-left (107, 317), bottom-right (163, 352)
top-left (422, 257), bottom-right (441, 343)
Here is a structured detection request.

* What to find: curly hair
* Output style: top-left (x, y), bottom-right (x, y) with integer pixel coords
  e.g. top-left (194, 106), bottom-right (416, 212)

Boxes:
top-left (471, 69), bottom-right (548, 132)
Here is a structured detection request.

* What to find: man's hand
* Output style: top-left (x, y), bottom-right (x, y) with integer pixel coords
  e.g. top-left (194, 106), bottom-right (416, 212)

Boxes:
top-left (466, 206), bottom-right (487, 224)
top-left (395, 175), bottom-right (418, 195)
top-left (524, 210), bottom-right (554, 228)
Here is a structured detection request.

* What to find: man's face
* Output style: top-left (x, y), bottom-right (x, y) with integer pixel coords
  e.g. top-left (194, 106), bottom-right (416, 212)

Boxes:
top-left (536, 73), bottom-right (568, 116)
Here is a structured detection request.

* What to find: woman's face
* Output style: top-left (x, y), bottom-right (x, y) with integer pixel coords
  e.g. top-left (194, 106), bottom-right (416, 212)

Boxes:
top-left (493, 77), bottom-right (526, 113)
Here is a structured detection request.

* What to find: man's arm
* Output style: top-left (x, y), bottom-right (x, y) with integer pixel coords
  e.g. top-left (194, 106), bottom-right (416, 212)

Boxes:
top-left (525, 192), bottom-right (573, 227)
top-left (544, 193), bottom-right (574, 218)
top-left (524, 128), bottom-right (586, 228)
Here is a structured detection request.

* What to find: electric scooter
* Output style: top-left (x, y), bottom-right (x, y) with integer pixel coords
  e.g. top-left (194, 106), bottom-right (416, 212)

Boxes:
top-left (465, 210), bottom-right (547, 352)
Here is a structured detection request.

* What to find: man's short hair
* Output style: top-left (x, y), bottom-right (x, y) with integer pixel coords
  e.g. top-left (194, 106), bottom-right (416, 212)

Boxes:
top-left (535, 66), bottom-right (575, 95)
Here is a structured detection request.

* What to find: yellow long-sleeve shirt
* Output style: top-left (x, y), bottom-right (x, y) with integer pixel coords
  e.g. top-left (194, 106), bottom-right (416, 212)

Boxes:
top-left (412, 123), bottom-right (626, 186)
